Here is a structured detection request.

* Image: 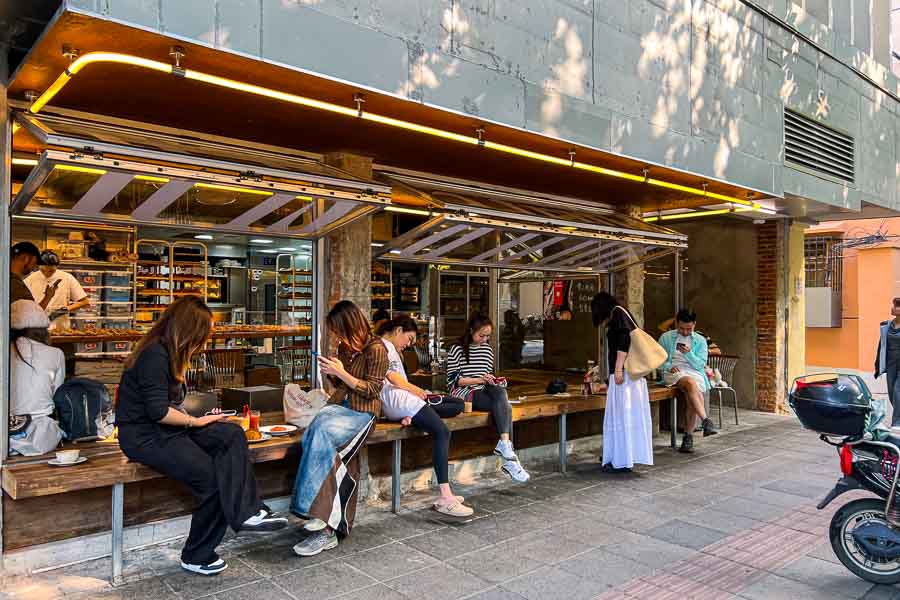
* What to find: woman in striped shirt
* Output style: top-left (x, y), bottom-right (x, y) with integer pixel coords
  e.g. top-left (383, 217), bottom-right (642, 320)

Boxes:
top-left (447, 314), bottom-right (530, 483)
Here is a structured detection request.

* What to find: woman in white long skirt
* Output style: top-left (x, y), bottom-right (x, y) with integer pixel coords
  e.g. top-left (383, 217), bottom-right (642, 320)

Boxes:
top-left (591, 292), bottom-right (654, 473)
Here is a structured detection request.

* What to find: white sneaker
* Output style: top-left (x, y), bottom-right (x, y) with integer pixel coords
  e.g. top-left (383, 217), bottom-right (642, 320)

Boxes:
top-left (502, 460), bottom-right (530, 483)
top-left (303, 518), bottom-right (327, 532)
top-left (494, 440), bottom-right (518, 461)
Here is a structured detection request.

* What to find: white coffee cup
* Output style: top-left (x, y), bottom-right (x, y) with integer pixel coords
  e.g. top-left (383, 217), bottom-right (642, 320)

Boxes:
top-left (55, 449), bottom-right (80, 464)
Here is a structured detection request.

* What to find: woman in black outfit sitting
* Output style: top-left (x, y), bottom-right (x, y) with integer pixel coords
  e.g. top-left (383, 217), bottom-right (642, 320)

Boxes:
top-left (116, 297), bottom-right (286, 576)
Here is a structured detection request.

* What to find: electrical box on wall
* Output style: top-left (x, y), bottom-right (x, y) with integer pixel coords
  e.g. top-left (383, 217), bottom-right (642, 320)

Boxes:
top-left (806, 287), bottom-right (841, 327)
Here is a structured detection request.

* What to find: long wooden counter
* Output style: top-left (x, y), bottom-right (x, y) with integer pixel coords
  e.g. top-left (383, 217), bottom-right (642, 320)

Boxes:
top-left (50, 325), bottom-right (313, 344)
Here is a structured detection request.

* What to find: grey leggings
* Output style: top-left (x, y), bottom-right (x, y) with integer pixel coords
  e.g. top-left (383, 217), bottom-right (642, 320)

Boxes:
top-left (472, 385), bottom-right (512, 436)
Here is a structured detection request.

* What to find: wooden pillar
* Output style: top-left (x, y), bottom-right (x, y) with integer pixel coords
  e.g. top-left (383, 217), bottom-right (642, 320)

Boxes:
top-left (614, 204), bottom-right (645, 326)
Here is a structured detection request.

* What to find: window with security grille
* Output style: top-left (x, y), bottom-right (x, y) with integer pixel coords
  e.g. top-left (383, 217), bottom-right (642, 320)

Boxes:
top-left (805, 235), bottom-right (843, 291)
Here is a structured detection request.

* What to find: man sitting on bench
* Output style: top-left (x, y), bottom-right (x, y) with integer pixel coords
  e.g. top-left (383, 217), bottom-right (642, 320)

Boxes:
top-left (659, 308), bottom-right (718, 453)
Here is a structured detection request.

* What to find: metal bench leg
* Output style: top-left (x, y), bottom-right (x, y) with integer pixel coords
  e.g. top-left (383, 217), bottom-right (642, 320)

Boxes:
top-left (112, 482), bottom-right (124, 584)
top-left (559, 413), bottom-right (567, 474)
top-left (391, 440), bottom-right (401, 514)
top-left (670, 395), bottom-right (677, 449)
top-left (716, 390), bottom-right (723, 429)
top-left (730, 388), bottom-right (739, 425)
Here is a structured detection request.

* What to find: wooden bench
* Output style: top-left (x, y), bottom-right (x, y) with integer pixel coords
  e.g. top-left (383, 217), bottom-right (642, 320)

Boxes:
top-left (2, 387), bottom-right (675, 582)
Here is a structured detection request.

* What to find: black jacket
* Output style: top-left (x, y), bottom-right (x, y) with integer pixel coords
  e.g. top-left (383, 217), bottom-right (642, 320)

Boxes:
top-left (116, 342), bottom-right (186, 438)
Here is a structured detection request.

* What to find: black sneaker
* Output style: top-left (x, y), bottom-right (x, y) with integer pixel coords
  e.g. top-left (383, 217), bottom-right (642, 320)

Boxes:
top-left (181, 558), bottom-right (227, 576)
top-left (701, 418), bottom-right (718, 437)
top-left (679, 434), bottom-right (695, 454)
top-left (241, 508), bottom-right (289, 533)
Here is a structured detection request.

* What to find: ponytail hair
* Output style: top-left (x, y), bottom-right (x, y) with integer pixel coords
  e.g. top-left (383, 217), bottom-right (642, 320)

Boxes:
top-left (458, 314), bottom-right (493, 363)
top-left (376, 314), bottom-right (418, 337)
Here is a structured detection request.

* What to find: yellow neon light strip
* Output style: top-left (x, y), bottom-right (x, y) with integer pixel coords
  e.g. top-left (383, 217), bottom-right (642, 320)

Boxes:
top-left (384, 206), bottom-right (432, 216)
top-left (134, 174), bottom-right (170, 182)
top-left (23, 51), bottom-right (767, 211)
top-left (194, 182), bottom-right (273, 196)
top-left (643, 206), bottom-right (756, 222)
top-left (54, 164), bottom-right (107, 175)
top-left (12, 157), bottom-right (38, 166)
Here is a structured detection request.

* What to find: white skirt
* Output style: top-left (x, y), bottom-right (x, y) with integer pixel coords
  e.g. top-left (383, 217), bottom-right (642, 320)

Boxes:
top-left (602, 372), bottom-right (654, 469)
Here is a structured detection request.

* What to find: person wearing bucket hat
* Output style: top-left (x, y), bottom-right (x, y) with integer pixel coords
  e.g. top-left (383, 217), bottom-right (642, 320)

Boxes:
top-left (25, 250), bottom-right (90, 331)
top-left (8, 300), bottom-right (65, 456)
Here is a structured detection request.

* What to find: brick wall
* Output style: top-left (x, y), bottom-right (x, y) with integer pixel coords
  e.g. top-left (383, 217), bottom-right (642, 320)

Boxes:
top-left (756, 222), bottom-right (780, 412)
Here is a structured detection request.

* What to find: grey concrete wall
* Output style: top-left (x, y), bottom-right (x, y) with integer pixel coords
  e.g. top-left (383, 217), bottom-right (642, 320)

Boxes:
top-left (66, 0), bottom-right (900, 213)
top-left (674, 220), bottom-right (759, 408)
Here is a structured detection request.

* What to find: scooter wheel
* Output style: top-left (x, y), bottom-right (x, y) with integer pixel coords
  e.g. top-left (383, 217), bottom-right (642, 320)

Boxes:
top-left (830, 498), bottom-right (900, 585)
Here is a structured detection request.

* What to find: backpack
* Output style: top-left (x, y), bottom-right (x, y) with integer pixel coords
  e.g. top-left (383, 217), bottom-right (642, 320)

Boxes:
top-left (53, 378), bottom-right (114, 442)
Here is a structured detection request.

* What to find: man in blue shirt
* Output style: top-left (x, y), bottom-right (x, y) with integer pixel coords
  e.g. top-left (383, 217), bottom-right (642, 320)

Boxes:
top-left (659, 308), bottom-right (718, 453)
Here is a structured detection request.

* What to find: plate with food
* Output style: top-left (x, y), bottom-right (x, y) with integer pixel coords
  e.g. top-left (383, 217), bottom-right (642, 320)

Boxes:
top-left (244, 431), bottom-right (272, 444)
top-left (260, 424), bottom-right (299, 437)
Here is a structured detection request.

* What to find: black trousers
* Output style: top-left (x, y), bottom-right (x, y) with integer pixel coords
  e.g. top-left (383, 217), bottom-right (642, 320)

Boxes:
top-left (411, 405), bottom-right (451, 484)
top-left (472, 386), bottom-right (512, 436)
top-left (119, 422), bottom-right (262, 565)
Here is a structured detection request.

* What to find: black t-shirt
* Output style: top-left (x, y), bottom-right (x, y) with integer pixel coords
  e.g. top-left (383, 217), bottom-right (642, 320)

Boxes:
top-left (116, 341), bottom-right (186, 444)
top-left (606, 306), bottom-right (635, 375)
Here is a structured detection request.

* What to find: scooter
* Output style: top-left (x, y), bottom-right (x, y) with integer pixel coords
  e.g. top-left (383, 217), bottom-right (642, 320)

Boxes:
top-left (791, 373), bottom-right (900, 584)
top-left (817, 432), bottom-right (900, 584)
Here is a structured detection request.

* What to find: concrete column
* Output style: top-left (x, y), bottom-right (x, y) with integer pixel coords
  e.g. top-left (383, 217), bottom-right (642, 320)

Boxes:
top-left (786, 222), bottom-right (807, 387)
top-left (614, 205), bottom-right (645, 326)
top-left (322, 153), bottom-right (373, 317)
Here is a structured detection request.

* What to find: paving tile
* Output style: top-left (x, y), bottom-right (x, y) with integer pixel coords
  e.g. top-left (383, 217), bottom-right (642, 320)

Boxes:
top-left (644, 519), bottom-right (730, 550)
top-left (602, 532), bottom-right (697, 569)
top-left (733, 488), bottom-right (808, 509)
top-left (328, 583), bottom-right (407, 600)
top-left (556, 518), bottom-right (634, 547)
top-left (805, 542), bottom-right (841, 565)
top-left (162, 559), bottom-right (263, 599)
top-left (76, 577), bottom-right (177, 600)
top-left (711, 497), bottom-right (789, 522)
top-left (239, 542), bottom-right (331, 576)
top-left (861, 585), bottom-right (900, 600)
top-left (500, 565), bottom-right (611, 600)
top-left (464, 589), bottom-right (529, 600)
top-left (455, 541), bottom-right (545, 584)
top-left (402, 526), bottom-right (492, 561)
top-left (737, 573), bottom-right (859, 600)
top-left (762, 479), bottom-right (833, 499)
top-left (680, 508), bottom-right (766, 535)
top-left (214, 580), bottom-right (293, 600)
top-left (591, 507), bottom-right (673, 533)
top-left (370, 513), bottom-right (446, 541)
top-left (507, 528), bottom-right (594, 565)
top-left (343, 542), bottom-right (438, 581)
top-left (774, 556), bottom-right (874, 598)
top-left (558, 548), bottom-right (653, 588)
top-left (331, 525), bottom-right (396, 557)
top-left (463, 489), bottom-right (534, 514)
top-left (271, 560), bottom-right (376, 598)
top-left (385, 564), bottom-right (491, 600)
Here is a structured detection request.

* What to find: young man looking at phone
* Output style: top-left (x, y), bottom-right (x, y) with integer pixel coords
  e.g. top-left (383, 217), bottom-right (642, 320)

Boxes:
top-left (659, 308), bottom-right (718, 453)
top-left (25, 250), bottom-right (90, 331)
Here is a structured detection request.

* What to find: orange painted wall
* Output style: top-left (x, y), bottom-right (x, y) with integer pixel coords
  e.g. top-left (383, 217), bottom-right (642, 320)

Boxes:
top-left (806, 216), bottom-right (900, 371)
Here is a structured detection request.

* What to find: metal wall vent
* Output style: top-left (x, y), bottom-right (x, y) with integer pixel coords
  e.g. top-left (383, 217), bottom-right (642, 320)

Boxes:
top-left (784, 109), bottom-right (854, 184)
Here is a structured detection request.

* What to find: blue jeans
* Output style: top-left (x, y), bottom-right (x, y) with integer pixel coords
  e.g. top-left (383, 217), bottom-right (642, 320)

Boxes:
top-left (290, 404), bottom-right (374, 535)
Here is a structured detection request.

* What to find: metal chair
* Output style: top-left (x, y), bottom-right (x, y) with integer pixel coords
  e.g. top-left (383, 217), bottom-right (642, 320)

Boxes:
top-left (276, 344), bottom-right (312, 385)
top-left (708, 354), bottom-right (740, 427)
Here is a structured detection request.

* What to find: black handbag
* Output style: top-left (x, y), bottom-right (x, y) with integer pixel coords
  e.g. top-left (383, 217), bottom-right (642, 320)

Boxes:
top-left (426, 395), bottom-right (465, 418)
top-left (546, 378), bottom-right (568, 394)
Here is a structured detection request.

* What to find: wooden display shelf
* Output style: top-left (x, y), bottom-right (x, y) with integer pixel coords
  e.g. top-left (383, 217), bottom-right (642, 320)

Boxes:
top-left (51, 326), bottom-right (313, 344)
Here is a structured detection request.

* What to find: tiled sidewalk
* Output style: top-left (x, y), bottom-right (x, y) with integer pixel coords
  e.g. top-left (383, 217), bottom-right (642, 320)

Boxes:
top-left (3, 411), bottom-right (898, 600)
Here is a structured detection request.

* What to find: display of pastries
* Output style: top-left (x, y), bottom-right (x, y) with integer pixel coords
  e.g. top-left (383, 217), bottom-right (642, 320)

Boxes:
top-left (245, 429), bottom-right (262, 441)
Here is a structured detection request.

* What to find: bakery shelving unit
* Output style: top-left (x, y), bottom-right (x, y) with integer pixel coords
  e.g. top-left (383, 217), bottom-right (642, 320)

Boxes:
top-left (371, 260), bottom-right (392, 316)
top-left (134, 240), bottom-right (208, 329)
top-left (275, 253), bottom-right (314, 386)
top-left (437, 270), bottom-right (489, 349)
top-left (65, 258), bottom-right (137, 357)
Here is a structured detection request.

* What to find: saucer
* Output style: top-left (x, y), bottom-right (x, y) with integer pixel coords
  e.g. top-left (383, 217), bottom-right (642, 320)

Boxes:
top-left (48, 457), bottom-right (87, 467)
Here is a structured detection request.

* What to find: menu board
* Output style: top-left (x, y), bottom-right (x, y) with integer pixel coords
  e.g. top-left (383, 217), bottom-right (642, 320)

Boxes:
top-left (571, 278), bottom-right (599, 315)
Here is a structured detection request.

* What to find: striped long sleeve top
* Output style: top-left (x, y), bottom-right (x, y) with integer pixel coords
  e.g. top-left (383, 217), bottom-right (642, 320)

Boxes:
top-left (446, 343), bottom-right (494, 400)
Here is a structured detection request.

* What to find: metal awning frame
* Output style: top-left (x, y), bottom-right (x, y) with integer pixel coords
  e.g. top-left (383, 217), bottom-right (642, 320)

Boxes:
top-left (13, 150), bottom-right (390, 241)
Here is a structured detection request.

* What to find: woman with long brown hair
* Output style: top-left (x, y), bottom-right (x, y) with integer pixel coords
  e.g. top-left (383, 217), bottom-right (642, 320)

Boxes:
top-left (290, 300), bottom-right (388, 557)
top-left (116, 297), bottom-right (286, 576)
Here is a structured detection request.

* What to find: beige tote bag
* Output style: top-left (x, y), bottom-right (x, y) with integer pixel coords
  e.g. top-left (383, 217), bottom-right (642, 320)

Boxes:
top-left (614, 306), bottom-right (667, 380)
